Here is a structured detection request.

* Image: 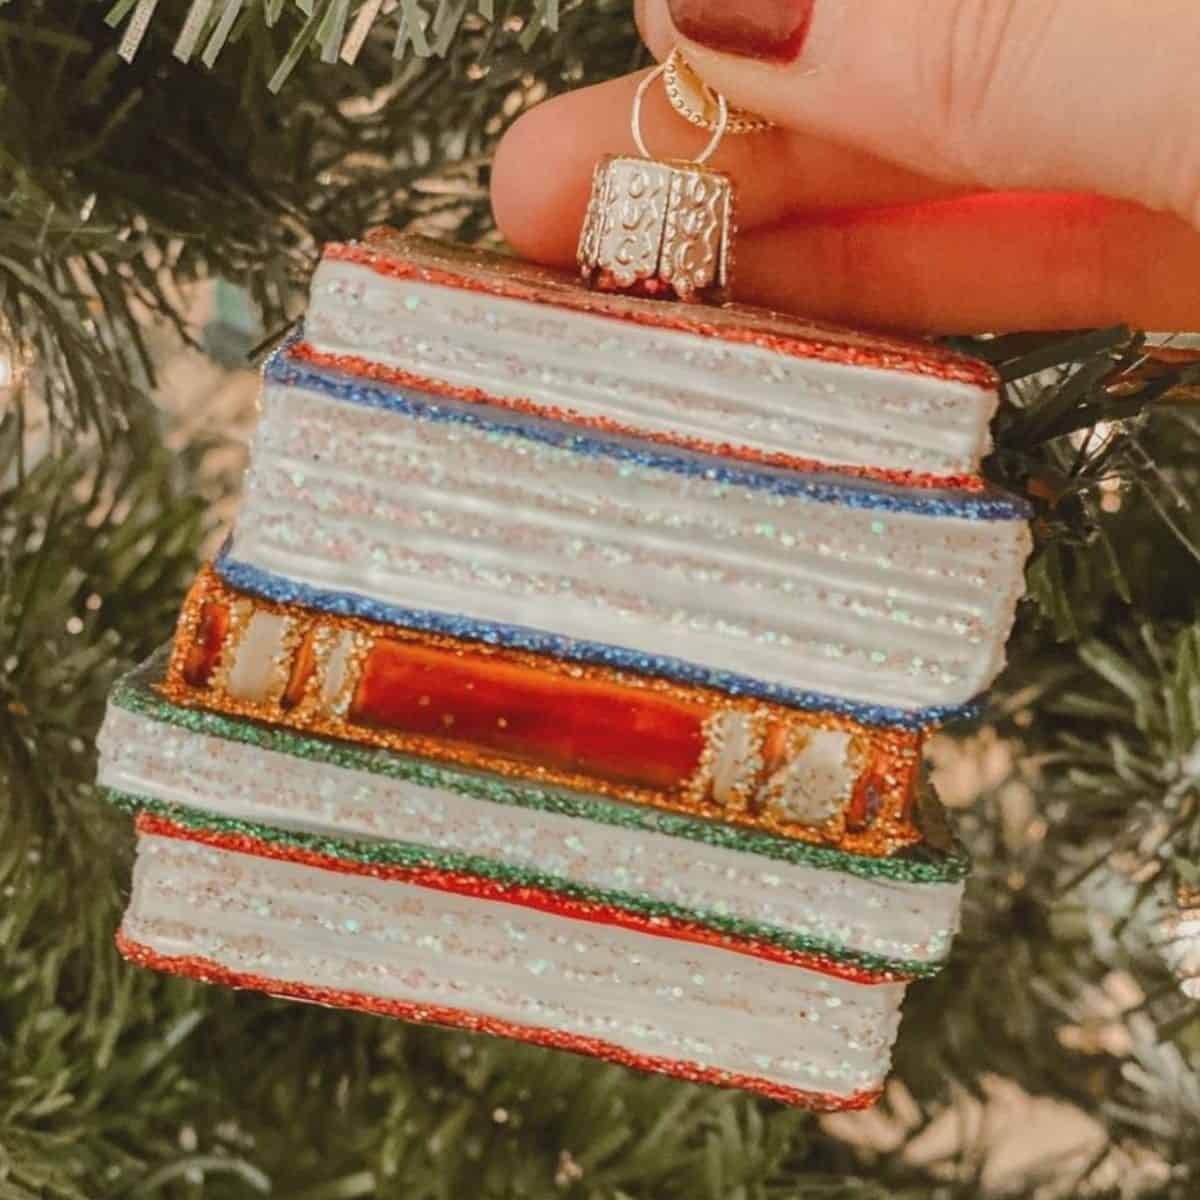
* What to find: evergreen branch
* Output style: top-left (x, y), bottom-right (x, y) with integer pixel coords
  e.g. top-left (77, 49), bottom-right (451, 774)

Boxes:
top-left (2, 0), bottom-right (637, 436)
top-left (105, 0), bottom-right (597, 87)
top-left (4, 3), bottom-right (1200, 1193)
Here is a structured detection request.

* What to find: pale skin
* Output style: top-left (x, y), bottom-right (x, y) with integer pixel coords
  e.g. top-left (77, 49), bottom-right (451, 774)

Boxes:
top-left (491, 0), bottom-right (1200, 333)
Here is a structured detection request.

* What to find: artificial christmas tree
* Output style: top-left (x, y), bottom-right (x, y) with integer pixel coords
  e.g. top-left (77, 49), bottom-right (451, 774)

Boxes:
top-left (6, 3), bottom-right (1200, 1197)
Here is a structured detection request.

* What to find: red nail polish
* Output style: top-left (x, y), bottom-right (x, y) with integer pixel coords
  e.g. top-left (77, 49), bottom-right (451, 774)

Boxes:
top-left (668, 0), bottom-right (816, 63)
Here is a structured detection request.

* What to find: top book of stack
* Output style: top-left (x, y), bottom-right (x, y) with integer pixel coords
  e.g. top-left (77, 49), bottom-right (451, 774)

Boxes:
top-left (304, 231), bottom-right (1006, 487)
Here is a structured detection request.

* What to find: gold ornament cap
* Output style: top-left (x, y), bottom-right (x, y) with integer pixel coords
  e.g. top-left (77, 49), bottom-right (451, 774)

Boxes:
top-left (577, 58), bottom-right (735, 304)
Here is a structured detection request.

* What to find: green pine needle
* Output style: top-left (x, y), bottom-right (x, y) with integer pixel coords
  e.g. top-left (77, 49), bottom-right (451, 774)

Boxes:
top-left (4, 3), bottom-right (1200, 1196)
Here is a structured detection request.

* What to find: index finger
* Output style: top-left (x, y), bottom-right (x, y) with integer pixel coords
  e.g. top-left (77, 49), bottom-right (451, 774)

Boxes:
top-left (491, 69), bottom-right (963, 268)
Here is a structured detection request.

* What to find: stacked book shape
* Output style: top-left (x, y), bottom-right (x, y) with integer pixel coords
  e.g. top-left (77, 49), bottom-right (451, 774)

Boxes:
top-left (98, 232), bottom-right (1032, 1110)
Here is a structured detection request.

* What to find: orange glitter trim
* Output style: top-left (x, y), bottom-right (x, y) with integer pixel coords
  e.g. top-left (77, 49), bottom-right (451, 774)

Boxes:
top-left (290, 341), bottom-right (985, 494)
top-left (164, 568), bottom-right (924, 857)
top-left (135, 811), bottom-right (911, 984)
top-left (116, 928), bottom-right (885, 1111)
top-left (339, 231), bottom-right (998, 390)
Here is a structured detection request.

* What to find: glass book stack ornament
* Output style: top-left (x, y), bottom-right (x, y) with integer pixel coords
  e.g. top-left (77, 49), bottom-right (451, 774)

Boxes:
top-left (97, 57), bottom-right (1032, 1110)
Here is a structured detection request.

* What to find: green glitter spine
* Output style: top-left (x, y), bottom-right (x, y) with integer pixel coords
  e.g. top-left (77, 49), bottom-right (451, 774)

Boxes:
top-left (105, 787), bottom-right (948, 981)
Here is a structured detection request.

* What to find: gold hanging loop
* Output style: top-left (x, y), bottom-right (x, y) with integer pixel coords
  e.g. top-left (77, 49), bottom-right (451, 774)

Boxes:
top-left (577, 53), bottom-right (736, 304)
top-left (631, 61), bottom-right (730, 166)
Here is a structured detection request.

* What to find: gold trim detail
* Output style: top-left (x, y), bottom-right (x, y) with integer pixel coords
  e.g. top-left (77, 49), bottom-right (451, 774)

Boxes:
top-left (663, 48), bottom-right (774, 136)
top-left (158, 567), bottom-right (925, 856)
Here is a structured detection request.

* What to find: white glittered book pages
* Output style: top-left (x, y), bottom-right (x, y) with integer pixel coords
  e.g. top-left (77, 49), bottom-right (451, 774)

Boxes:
top-left (97, 230), bottom-right (1031, 1112)
top-left (301, 231), bottom-right (1003, 483)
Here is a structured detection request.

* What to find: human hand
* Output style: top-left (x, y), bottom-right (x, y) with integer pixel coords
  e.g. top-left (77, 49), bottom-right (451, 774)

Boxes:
top-left (491, 0), bottom-right (1200, 333)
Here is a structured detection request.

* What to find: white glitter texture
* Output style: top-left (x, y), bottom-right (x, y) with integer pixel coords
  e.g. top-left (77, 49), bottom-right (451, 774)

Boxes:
top-left (308, 260), bottom-right (998, 477)
top-left (228, 383), bottom-right (1031, 710)
top-left (124, 833), bottom-right (907, 1096)
top-left (97, 706), bottom-right (963, 964)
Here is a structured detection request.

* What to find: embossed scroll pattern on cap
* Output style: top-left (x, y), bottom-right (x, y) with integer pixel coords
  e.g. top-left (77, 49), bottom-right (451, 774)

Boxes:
top-left (578, 58), bottom-right (736, 303)
top-left (578, 156), bottom-right (733, 302)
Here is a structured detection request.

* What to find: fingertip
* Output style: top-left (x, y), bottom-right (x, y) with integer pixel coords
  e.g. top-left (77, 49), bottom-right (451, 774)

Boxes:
top-left (491, 99), bottom-right (587, 266)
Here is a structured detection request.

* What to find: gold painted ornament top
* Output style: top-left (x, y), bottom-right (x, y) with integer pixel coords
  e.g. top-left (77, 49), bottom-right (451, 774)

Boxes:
top-left (578, 53), bottom-right (755, 305)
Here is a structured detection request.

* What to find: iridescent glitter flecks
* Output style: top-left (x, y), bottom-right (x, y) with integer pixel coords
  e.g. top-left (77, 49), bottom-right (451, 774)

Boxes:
top-left (291, 339), bottom-right (989, 494)
top-left (97, 228), bottom-right (1031, 1112)
top-left (100, 696), bottom-right (965, 968)
top-left (119, 808), bottom-right (934, 982)
top-left (110, 652), bottom-right (972, 886)
top-left (268, 349), bottom-right (1029, 523)
top-left (336, 232), bottom-right (999, 390)
top-left (216, 554), bottom-right (985, 733)
top-left (118, 828), bottom-right (905, 1105)
top-left (234, 358), bottom-right (1031, 713)
top-left (163, 567), bottom-right (927, 858)
top-left (116, 931), bottom-right (883, 1111)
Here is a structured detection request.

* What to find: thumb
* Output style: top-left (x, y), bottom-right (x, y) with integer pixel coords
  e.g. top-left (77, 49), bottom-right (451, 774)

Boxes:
top-left (645, 0), bottom-right (1200, 229)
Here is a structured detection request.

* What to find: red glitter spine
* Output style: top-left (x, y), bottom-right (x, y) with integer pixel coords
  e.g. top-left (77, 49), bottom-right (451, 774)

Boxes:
top-left (290, 340), bottom-right (987, 494)
top-left (353, 636), bottom-right (707, 790)
top-left (115, 930), bottom-right (884, 1112)
top-left (134, 813), bottom-right (912, 985)
top-left (164, 567), bottom-right (925, 856)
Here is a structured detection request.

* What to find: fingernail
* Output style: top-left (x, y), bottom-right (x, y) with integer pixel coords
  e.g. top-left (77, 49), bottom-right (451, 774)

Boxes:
top-left (667, 0), bottom-right (816, 64)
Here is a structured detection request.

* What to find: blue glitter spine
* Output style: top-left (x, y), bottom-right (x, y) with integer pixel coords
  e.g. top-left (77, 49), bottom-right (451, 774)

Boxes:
top-left (265, 351), bottom-right (1032, 524)
top-left (215, 554), bottom-right (982, 731)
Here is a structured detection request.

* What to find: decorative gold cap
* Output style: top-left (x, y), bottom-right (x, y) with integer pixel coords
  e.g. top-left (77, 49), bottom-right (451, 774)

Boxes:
top-left (577, 57), bottom-right (737, 304)
top-left (577, 154), bottom-right (733, 303)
